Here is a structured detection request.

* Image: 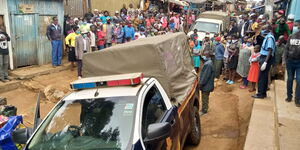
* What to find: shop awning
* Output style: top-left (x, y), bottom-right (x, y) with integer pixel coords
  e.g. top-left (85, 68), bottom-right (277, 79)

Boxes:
top-left (184, 0), bottom-right (208, 3)
top-left (169, 0), bottom-right (190, 6)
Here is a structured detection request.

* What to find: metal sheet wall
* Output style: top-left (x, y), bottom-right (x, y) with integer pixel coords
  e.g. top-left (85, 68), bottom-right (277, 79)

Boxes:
top-left (64, 0), bottom-right (85, 18)
top-left (90, 0), bottom-right (140, 16)
top-left (7, 0), bottom-right (64, 67)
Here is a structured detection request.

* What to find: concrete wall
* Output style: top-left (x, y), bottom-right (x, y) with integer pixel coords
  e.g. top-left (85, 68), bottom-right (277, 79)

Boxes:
top-left (90, 0), bottom-right (140, 15)
top-left (0, 0), bottom-right (14, 69)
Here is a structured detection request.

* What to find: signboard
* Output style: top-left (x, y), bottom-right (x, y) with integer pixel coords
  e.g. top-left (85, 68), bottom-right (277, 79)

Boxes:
top-left (19, 4), bottom-right (35, 14)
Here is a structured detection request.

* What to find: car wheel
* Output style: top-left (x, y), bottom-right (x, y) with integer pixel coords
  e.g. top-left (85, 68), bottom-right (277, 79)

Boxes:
top-left (186, 106), bottom-right (201, 145)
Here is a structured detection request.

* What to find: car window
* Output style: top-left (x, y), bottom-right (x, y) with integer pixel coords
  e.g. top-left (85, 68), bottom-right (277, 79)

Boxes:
top-left (141, 85), bottom-right (167, 139)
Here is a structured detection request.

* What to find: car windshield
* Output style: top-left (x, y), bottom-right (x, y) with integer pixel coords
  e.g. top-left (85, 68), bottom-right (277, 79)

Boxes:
top-left (27, 96), bottom-right (137, 150)
top-left (192, 21), bottom-right (219, 33)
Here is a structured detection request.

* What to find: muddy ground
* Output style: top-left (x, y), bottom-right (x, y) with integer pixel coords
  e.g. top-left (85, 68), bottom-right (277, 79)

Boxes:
top-left (0, 69), bottom-right (253, 150)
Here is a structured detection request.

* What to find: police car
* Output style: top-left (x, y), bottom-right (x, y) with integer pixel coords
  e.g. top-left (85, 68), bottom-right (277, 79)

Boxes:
top-left (23, 72), bottom-right (201, 150)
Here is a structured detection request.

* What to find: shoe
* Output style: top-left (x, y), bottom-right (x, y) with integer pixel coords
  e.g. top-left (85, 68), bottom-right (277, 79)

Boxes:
top-left (285, 97), bottom-right (292, 102)
top-left (240, 85), bottom-right (247, 89)
top-left (252, 94), bottom-right (266, 99)
top-left (229, 80), bottom-right (234, 85)
top-left (226, 80), bottom-right (231, 84)
top-left (248, 88), bottom-right (256, 92)
top-left (78, 76), bottom-right (82, 79)
top-left (295, 103), bottom-right (300, 107)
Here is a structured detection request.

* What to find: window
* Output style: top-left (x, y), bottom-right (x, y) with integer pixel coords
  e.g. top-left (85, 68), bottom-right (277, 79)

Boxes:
top-left (142, 85), bottom-right (167, 139)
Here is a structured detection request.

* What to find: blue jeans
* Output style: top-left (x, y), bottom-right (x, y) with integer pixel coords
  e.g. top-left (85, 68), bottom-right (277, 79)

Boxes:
top-left (97, 45), bottom-right (105, 50)
top-left (51, 40), bottom-right (62, 66)
top-left (286, 59), bottom-right (300, 103)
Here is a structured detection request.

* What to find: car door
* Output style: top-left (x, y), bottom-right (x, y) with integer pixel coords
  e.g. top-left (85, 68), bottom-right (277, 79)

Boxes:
top-left (141, 84), bottom-right (179, 150)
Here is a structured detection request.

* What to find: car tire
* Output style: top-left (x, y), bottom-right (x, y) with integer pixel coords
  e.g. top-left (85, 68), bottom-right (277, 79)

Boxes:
top-left (186, 106), bottom-right (201, 145)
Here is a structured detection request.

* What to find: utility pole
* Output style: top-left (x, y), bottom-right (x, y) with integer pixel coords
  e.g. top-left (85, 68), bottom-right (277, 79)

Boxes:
top-left (265, 0), bottom-right (274, 20)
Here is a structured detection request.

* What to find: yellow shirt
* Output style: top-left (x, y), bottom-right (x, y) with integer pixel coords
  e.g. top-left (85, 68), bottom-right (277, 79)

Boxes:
top-left (65, 32), bottom-right (78, 47)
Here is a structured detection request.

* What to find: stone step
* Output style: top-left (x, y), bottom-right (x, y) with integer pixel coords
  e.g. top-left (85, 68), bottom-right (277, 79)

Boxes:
top-left (274, 80), bottom-right (300, 150)
top-left (244, 84), bottom-right (277, 150)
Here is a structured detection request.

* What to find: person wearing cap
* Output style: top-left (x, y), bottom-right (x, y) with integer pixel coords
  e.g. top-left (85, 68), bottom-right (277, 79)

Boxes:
top-left (199, 51), bottom-right (215, 115)
top-left (214, 36), bottom-right (225, 79)
top-left (75, 29), bottom-right (91, 79)
top-left (113, 11), bottom-right (122, 24)
top-left (287, 14), bottom-right (294, 33)
top-left (283, 19), bottom-right (300, 107)
top-left (252, 24), bottom-right (276, 99)
top-left (93, 9), bottom-right (99, 17)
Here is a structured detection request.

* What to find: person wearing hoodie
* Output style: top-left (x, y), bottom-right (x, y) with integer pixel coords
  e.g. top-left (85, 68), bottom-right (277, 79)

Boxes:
top-left (199, 51), bottom-right (215, 115)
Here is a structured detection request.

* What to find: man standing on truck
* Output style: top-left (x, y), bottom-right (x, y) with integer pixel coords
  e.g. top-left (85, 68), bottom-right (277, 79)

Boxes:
top-left (199, 51), bottom-right (215, 115)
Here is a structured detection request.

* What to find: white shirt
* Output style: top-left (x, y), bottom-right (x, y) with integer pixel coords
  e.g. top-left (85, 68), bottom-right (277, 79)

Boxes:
top-left (89, 31), bottom-right (96, 47)
top-left (83, 38), bottom-right (87, 52)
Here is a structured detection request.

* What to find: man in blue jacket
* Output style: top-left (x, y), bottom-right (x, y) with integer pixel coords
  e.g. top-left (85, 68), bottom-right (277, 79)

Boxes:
top-left (199, 51), bottom-right (215, 115)
top-left (123, 22), bottom-right (135, 42)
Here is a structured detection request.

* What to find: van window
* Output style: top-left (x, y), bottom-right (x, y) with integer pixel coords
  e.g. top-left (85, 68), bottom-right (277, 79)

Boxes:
top-left (192, 21), bottom-right (219, 33)
top-left (141, 85), bottom-right (167, 139)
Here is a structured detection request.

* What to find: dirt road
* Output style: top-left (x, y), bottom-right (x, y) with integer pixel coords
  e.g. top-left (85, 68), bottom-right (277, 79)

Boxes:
top-left (185, 80), bottom-right (254, 150)
top-left (1, 70), bottom-right (254, 150)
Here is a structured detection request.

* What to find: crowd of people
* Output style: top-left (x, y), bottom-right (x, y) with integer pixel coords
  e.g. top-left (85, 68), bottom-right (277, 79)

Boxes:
top-left (189, 8), bottom-right (300, 114)
top-left (61, 3), bottom-right (196, 78)
top-left (2, 1), bottom-right (299, 115)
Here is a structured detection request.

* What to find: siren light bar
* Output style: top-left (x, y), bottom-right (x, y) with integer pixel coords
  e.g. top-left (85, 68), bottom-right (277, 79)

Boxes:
top-left (70, 73), bottom-right (144, 90)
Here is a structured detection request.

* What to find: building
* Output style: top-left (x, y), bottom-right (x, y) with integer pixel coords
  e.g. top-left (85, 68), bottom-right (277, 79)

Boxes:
top-left (0, 0), bottom-right (64, 69)
top-left (90, 0), bottom-right (140, 16)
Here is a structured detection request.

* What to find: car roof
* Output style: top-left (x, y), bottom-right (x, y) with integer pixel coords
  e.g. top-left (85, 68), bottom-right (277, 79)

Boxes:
top-left (64, 78), bottom-right (149, 101)
top-left (195, 18), bottom-right (222, 24)
top-left (201, 11), bottom-right (228, 16)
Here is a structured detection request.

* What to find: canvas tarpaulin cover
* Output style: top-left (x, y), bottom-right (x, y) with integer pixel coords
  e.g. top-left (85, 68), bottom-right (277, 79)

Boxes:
top-left (82, 32), bottom-right (197, 105)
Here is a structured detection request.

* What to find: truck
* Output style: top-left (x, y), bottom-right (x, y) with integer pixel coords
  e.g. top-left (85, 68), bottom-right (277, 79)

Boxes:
top-left (188, 11), bottom-right (230, 40)
top-left (21, 33), bottom-right (201, 150)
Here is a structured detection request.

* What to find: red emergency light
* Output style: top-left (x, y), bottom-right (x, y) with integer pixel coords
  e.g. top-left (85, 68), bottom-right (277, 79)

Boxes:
top-left (70, 73), bottom-right (144, 90)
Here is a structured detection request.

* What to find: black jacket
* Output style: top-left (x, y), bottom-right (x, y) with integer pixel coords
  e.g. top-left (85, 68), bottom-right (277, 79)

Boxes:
top-left (285, 31), bottom-right (300, 60)
top-left (0, 31), bottom-right (10, 54)
top-left (46, 24), bottom-right (62, 41)
top-left (199, 59), bottom-right (215, 92)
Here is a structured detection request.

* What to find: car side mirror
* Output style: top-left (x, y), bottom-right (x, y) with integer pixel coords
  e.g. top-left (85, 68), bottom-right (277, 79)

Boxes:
top-left (144, 122), bottom-right (171, 144)
top-left (12, 127), bottom-right (34, 144)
